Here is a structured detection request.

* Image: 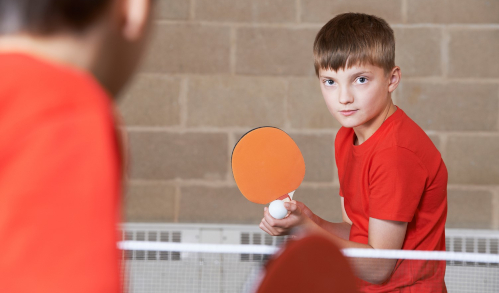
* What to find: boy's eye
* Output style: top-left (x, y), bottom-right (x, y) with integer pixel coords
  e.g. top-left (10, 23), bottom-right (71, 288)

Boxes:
top-left (324, 79), bottom-right (335, 86)
top-left (356, 77), bottom-right (368, 84)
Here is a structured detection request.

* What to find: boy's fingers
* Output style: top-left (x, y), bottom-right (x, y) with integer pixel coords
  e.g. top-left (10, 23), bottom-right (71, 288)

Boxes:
top-left (261, 218), bottom-right (281, 236)
top-left (259, 221), bottom-right (273, 235)
top-left (284, 202), bottom-right (298, 212)
top-left (259, 218), bottom-right (272, 233)
top-left (260, 216), bottom-right (273, 231)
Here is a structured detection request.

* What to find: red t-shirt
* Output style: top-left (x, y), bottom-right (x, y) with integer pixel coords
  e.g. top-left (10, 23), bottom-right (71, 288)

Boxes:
top-left (0, 53), bottom-right (121, 292)
top-left (335, 108), bottom-right (447, 292)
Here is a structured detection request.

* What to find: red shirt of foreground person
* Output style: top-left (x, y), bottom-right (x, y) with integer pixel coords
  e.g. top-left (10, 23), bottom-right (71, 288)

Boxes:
top-left (0, 0), bottom-right (153, 292)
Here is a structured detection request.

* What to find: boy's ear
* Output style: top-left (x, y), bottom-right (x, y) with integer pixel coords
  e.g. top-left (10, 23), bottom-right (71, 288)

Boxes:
top-left (122, 0), bottom-right (151, 41)
top-left (388, 66), bottom-right (401, 93)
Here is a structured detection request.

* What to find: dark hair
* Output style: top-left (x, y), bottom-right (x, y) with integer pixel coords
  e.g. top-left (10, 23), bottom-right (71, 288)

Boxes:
top-left (0, 0), bottom-right (112, 35)
top-left (313, 13), bottom-right (395, 76)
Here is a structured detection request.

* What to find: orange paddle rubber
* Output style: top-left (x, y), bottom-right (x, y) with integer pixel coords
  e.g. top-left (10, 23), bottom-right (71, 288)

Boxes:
top-left (232, 127), bottom-right (305, 205)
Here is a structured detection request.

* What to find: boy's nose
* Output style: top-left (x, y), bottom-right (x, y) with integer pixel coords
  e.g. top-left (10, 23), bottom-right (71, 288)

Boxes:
top-left (338, 88), bottom-right (354, 105)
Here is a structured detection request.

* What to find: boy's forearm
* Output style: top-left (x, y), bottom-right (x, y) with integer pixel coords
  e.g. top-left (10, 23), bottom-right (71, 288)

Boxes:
top-left (317, 220), bottom-right (351, 240)
top-left (305, 210), bottom-right (351, 240)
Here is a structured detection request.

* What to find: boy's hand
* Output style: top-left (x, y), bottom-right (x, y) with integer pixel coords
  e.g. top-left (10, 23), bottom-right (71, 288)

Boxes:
top-left (259, 200), bottom-right (319, 236)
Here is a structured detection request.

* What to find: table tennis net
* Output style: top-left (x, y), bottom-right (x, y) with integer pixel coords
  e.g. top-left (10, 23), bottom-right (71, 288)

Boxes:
top-left (119, 237), bottom-right (499, 293)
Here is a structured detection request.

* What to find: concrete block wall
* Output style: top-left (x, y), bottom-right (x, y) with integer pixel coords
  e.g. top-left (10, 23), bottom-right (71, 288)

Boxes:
top-left (118, 0), bottom-right (499, 229)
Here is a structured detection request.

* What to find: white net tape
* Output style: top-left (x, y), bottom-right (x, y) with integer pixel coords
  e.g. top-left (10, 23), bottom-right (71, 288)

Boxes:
top-left (118, 241), bottom-right (499, 293)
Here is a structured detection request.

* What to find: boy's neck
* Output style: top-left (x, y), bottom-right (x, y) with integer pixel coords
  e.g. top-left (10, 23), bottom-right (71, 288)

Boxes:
top-left (0, 32), bottom-right (102, 74)
top-left (353, 102), bottom-right (397, 145)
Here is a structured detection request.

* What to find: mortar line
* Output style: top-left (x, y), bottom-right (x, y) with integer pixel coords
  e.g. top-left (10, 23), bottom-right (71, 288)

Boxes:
top-left (296, 0), bottom-right (302, 23)
top-left (155, 20), bottom-right (323, 29)
top-left (497, 87), bottom-right (499, 131)
top-left (128, 179), bottom-right (177, 186)
top-left (226, 131), bottom-right (236, 182)
top-left (440, 133), bottom-right (448, 162)
top-left (441, 27), bottom-right (450, 78)
top-left (152, 19), bottom-right (499, 30)
top-left (392, 24), bottom-right (499, 29)
top-left (301, 182), bottom-right (339, 188)
top-left (124, 126), bottom-right (499, 137)
top-left (129, 179), bottom-right (231, 186)
top-left (284, 79), bottom-right (291, 129)
top-left (189, 0), bottom-right (196, 20)
top-left (401, 0), bottom-right (408, 24)
top-left (401, 77), bottom-right (499, 83)
top-left (229, 27), bottom-right (237, 75)
top-left (126, 179), bottom-right (341, 189)
top-left (436, 132), bottom-right (499, 137)
top-left (179, 77), bottom-right (189, 128)
top-left (173, 184), bottom-right (181, 222)
top-left (447, 184), bottom-right (499, 191)
top-left (125, 126), bottom-right (341, 134)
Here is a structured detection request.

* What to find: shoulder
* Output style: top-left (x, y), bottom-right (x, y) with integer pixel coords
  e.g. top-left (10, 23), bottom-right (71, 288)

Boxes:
top-left (391, 109), bottom-right (434, 146)
top-left (372, 145), bottom-right (426, 173)
top-left (0, 54), bottom-right (116, 152)
top-left (376, 108), bottom-right (442, 174)
top-left (0, 53), bottom-right (113, 129)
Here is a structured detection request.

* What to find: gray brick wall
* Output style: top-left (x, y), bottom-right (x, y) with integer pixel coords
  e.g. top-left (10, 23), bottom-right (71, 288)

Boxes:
top-left (118, 0), bottom-right (499, 229)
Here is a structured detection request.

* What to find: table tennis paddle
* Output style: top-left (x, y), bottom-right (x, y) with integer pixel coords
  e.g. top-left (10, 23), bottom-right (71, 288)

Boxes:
top-left (231, 126), bottom-right (305, 219)
top-left (255, 233), bottom-right (359, 293)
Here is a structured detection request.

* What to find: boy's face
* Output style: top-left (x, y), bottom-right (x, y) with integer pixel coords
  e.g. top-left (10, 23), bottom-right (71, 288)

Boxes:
top-left (318, 64), bottom-right (397, 131)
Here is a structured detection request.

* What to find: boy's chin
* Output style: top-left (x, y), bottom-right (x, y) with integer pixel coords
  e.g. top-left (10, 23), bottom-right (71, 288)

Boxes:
top-left (332, 113), bottom-right (363, 128)
top-left (336, 119), bottom-right (359, 129)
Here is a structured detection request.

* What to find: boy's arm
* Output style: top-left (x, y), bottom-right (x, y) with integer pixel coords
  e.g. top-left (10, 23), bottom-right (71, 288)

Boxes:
top-left (315, 197), bottom-right (352, 240)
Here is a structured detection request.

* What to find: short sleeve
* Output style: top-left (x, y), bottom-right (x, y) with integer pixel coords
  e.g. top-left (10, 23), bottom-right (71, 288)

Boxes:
top-left (369, 146), bottom-right (428, 222)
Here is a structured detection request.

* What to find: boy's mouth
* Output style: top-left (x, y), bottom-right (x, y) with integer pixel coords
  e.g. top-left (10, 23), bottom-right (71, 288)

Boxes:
top-left (339, 110), bottom-right (358, 116)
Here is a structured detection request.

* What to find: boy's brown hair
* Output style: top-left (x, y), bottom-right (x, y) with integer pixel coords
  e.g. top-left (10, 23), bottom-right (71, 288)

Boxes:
top-left (313, 13), bottom-right (395, 76)
top-left (0, 0), bottom-right (112, 35)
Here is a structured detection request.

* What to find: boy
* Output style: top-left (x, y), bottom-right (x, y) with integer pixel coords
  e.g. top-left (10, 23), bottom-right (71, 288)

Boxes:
top-left (0, 0), bottom-right (153, 292)
top-left (259, 13), bottom-right (447, 292)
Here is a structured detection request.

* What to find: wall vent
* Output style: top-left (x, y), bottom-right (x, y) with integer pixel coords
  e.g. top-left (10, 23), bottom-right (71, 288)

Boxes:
top-left (239, 232), bottom-right (287, 262)
top-left (122, 228), bottom-right (182, 261)
top-left (445, 230), bottom-right (499, 267)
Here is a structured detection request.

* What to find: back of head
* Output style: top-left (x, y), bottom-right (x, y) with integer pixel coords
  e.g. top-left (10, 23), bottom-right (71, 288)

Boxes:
top-left (313, 13), bottom-right (395, 76)
top-left (0, 0), bottom-right (154, 96)
top-left (0, 0), bottom-right (112, 35)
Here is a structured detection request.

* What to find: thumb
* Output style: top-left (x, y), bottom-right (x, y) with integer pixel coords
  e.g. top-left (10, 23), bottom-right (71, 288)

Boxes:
top-left (284, 201), bottom-right (298, 213)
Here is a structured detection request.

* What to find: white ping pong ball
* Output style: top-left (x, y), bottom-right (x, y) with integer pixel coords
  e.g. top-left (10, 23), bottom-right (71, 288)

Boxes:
top-left (269, 200), bottom-right (288, 219)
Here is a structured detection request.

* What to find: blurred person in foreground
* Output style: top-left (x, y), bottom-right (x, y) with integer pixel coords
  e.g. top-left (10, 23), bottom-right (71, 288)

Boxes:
top-left (0, 0), bottom-right (154, 292)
